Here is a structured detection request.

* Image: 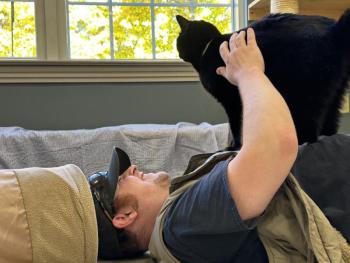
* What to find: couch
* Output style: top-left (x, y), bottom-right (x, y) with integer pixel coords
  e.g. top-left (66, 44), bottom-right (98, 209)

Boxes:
top-left (0, 122), bottom-right (230, 263)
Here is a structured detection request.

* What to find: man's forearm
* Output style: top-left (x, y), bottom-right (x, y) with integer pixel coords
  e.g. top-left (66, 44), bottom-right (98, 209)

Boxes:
top-left (226, 70), bottom-right (298, 219)
top-left (237, 69), bottom-right (297, 152)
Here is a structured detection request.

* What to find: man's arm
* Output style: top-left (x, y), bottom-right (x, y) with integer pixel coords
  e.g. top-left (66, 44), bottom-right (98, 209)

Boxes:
top-left (216, 28), bottom-right (298, 220)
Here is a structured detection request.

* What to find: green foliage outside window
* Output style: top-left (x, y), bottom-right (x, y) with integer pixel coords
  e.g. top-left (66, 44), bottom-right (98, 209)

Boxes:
top-left (69, 5), bottom-right (111, 59)
top-left (112, 6), bottom-right (153, 59)
top-left (0, 1), bottom-right (36, 58)
top-left (0, 0), bottom-right (234, 59)
top-left (68, 0), bottom-right (233, 59)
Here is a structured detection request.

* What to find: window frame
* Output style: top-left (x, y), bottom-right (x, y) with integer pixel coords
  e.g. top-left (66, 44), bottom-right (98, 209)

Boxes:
top-left (0, 0), bottom-right (248, 83)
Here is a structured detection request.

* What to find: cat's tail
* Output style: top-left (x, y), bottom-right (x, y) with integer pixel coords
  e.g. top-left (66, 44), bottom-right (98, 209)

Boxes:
top-left (333, 9), bottom-right (350, 49)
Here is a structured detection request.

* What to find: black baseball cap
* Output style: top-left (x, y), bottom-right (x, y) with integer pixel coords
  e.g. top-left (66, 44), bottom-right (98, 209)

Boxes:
top-left (89, 147), bottom-right (131, 259)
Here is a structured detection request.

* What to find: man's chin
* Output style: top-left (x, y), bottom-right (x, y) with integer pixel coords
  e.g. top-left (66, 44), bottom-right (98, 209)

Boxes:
top-left (154, 172), bottom-right (171, 187)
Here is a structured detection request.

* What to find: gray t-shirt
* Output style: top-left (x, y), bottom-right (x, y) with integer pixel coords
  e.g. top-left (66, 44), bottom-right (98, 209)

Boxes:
top-left (163, 159), bottom-right (268, 263)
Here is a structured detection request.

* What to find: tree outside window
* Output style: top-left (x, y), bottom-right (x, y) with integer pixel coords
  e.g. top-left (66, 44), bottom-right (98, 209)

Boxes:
top-left (0, 0), bottom-right (237, 59)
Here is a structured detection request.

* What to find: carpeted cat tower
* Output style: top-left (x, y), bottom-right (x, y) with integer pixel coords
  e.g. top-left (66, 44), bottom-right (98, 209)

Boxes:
top-left (271, 0), bottom-right (299, 14)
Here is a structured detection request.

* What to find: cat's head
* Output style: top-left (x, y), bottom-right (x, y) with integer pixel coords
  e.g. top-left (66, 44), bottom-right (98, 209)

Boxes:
top-left (176, 15), bottom-right (221, 70)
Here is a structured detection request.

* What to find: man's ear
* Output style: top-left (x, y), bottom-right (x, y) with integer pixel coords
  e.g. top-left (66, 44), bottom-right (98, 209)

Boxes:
top-left (112, 206), bottom-right (138, 229)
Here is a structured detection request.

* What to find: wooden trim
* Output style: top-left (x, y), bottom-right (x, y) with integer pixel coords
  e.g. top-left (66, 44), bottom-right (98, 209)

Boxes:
top-left (248, 0), bottom-right (349, 20)
top-left (57, 0), bottom-right (69, 60)
top-left (34, 0), bottom-right (46, 59)
top-left (0, 60), bottom-right (199, 83)
top-left (248, 0), bottom-right (269, 9)
top-left (249, 8), bottom-right (269, 21)
top-left (300, 10), bottom-right (343, 19)
top-left (44, 0), bottom-right (59, 60)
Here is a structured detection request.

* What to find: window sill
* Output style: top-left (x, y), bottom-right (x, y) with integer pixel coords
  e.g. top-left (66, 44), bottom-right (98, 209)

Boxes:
top-left (0, 60), bottom-right (199, 83)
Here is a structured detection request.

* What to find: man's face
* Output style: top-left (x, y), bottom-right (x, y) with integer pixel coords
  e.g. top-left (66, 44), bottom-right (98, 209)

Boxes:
top-left (115, 165), bottom-right (170, 201)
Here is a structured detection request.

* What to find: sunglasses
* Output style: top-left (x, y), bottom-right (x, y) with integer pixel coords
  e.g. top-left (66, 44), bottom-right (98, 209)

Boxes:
top-left (90, 171), bottom-right (116, 223)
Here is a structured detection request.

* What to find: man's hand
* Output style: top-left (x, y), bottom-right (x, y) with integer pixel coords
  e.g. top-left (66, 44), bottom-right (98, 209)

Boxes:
top-left (216, 28), bottom-right (265, 87)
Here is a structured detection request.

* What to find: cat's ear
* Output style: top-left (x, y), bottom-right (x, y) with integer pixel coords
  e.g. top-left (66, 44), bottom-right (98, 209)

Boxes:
top-left (176, 15), bottom-right (190, 31)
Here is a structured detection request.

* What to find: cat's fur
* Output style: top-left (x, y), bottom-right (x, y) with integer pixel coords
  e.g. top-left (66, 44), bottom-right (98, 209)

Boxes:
top-left (176, 11), bottom-right (350, 149)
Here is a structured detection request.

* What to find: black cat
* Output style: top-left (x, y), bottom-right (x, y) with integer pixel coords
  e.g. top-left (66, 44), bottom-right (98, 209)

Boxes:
top-left (176, 11), bottom-right (350, 149)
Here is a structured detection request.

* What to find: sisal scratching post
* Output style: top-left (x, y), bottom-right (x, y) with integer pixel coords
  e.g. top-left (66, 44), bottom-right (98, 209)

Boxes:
top-left (271, 0), bottom-right (299, 14)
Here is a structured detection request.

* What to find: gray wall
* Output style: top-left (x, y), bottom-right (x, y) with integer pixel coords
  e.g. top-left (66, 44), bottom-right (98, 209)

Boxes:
top-left (339, 113), bottom-right (350, 134)
top-left (0, 82), bottom-right (228, 130)
top-left (0, 82), bottom-right (349, 134)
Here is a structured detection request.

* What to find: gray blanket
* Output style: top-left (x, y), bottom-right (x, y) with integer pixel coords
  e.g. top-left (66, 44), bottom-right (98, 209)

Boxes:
top-left (0, 123), bottom-right (230, 178)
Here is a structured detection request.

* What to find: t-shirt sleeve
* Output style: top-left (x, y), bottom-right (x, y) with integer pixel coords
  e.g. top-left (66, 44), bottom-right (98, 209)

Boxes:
top-left (163, 159), bottom-right (262, 262)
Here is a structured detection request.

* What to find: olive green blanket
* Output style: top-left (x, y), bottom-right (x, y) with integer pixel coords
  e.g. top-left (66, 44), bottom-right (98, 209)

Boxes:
top-left (10, 164), bottom-right (98, 263)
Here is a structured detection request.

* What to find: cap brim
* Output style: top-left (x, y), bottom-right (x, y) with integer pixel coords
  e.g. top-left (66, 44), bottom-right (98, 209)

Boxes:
top-left (107, 147), bottom-right (131, 202)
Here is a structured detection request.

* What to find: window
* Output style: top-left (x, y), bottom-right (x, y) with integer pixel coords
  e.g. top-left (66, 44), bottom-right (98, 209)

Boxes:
top-left (66, 0), bottom-right (236, 60)
top-left (0, 0), bottom-right (36, 58)
top-left (0, 0), bottom-right (247, 83)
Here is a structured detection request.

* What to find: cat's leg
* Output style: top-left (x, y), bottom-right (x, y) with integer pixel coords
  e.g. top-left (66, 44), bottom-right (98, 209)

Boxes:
top-left (291, 107), bottom-right (321, 145)
top-left (212, 82), bottom-right (243, 150)
top-left (226, 103), bottom-right (243, 150)
top-left (321, 107), bottom-right (341, 136)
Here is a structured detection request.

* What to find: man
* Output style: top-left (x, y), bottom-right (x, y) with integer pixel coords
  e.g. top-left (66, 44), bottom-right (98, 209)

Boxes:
top-left (90, 28), bottom-right (350, 262)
